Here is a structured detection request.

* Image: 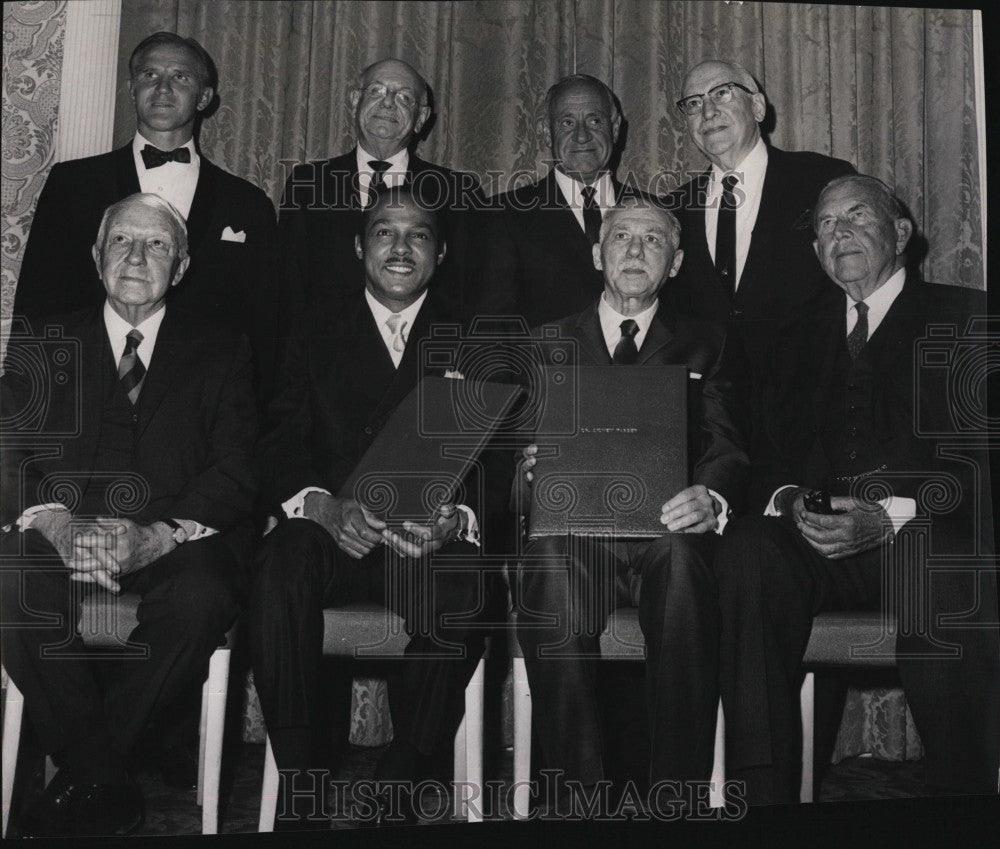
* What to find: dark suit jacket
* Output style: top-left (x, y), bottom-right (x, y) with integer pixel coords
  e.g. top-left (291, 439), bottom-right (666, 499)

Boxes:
top-left (14, 143), bottom-right (281, 398)
top-left (471, 172), bottom-right (657, 330)
top-left (747, 277), bottom-right (991, 548)
top-left (536, 302), bottom-right (748, 513)
top-left (668, 146), bottom-right (854, 362)
top-left (0, 307), bottom-right (258, 548)
top-left (277, 149), bottom-right (482, 324)
top-left (259, 288), bottom-right (515, 553)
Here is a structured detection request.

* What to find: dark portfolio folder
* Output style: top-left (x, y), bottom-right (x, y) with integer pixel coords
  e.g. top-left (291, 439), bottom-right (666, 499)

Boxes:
top-left (339, 376), bottom-right (524, 524)
top-left (528, 365), bottom-right (688, 538)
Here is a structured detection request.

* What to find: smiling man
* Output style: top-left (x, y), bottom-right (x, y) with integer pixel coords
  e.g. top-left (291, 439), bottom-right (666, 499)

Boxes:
top-left (278, 58), bottom-right (481, 318)
top-left (251, 187), bottom-right (505, 829)
top-left (513, 198), bottom-right (747, 802)
top-left (472, 74), bottom-right (663, 329)
top-left (1, 194), bottom-right (257, 836)
top-left (667, 59), bottom-right (854, 363)
top-left (15, 31), bottom-right (280, 400)
top-left (714, 174), bottom-right (997, 803)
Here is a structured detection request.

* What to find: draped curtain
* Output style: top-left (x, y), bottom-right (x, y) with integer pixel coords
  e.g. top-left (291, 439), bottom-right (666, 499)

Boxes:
top-left (113, 0), bottom-right (983, 289)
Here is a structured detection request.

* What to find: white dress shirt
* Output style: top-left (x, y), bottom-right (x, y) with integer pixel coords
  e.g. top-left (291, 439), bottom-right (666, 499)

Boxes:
top-left (765, 267), bottom-right (915, 534)
top-left (9, 302), bottom-right (216, 539)
top-left (704, 137), bottom-right (768, 291)
top-left (133, 132), bottom-right (199, 219)
top-left (356, 145), bottom-right (409, 208)
top-left (553, 169), bottom-right (616, 235)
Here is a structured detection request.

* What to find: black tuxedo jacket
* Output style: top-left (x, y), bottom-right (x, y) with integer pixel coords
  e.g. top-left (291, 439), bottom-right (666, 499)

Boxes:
top-left (668, 146), bottom-right (854, 362)
top-left (259, 289), bottom-right (514, 553)
top-left (1, 307), bottom-right (258, 541)
top-left (748, 278), bottom-right (991, 546)
top-left (14, 143), bottom-right (280, 398)
top-left (538, 302), bottom-right (748, 513)
top-left (472, 172), bottom-right (657, 330)
top-left (277, 149), bottom-right (482, 322)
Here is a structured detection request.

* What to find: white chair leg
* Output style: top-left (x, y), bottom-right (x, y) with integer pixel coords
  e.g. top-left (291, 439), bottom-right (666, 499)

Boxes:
top-left (452, 713), bottom-right (468, 820)
top-left (258, 735), bottom-right (278, 832)
top-left (197, 675), bottom-right (209, 806)
top-left (512, 656), bottom-right (532, 820)
top-left (2, 675), bottom-right (24, 838)
top-left (201, 647), bottom-right (230, 834)
top-left (800, 671), bottom-right (815, 803)
top-left (709, 699), bottom-right (725, 808)
top-left (464, 657), bottom-right (485, 823)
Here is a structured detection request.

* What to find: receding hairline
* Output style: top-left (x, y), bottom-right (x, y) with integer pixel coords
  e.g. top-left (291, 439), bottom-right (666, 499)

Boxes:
top-left (96, 193), bottom-right (189, 257)
top-left (812, 174), bottom-right (903, 232)
top-left (543, 74), bottom-right (620, 125)
top-left (682, 59), bottom-right (759, 96)
top-left (600, 200), bottom-right (681, 248)
top-left (128, 32), bottom-right (212, 87)
top-left (355, 58), bottom-right (428, 104)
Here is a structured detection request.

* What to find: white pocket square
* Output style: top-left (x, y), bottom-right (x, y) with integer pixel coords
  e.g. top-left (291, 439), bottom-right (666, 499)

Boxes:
top-left (221, 226), bottom-right (246, 243)
top-left (689, 372), bottom-right (703, 380)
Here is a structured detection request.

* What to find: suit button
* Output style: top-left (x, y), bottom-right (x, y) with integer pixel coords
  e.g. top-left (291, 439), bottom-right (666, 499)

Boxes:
top-left (848, 450), bottom-right (858, 460)
top-left (849, 426), bottom-right (858, 436)
top-left (364, 426), bottom-right (374, 435)
top-left (848, 405), bottom-right (857, 413)
top-left (847, 383), bottom-right (857, 391)
top-left (730, 309), bottom-right (743, 318)
top-left (131, 413), bottom-right (139, 424)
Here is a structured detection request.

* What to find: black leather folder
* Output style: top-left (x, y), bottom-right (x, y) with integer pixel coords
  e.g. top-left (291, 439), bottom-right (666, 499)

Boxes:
top-left (339, 376), bottom-right (523, 524)
top-left (528, 365), bottom-right (688, 538)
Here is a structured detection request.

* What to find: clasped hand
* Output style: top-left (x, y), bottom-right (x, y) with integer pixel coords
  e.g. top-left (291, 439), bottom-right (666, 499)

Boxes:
top-left (787, 492), bottom-right (891, 559)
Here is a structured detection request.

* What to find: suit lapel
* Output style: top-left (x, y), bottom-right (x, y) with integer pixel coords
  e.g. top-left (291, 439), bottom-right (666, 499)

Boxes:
top-left (76, 310), bottom-right (111, 472)
top-left (637, 311), bottom-right (674, 363)
top-left (574, 306), bottom-right (611, 364)
top-left (133, 310), bottom-right (185, 441)
top-left (737, 149), bottom-right (783, 304)
top-left (185, 155), bottom-right (219, 255)
top-left (542, 171), bottom-right (594, 259)
top-left (114, 144), bottom-right (141, 197)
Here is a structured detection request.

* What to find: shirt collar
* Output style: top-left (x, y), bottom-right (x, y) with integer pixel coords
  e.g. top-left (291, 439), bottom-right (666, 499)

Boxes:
top-left (357, 144), bottom-right (409, 175)
top-left (103, 299), bottom-right (167, 357)
top-left (847, 266), bottom-right (907, 319)
top-left (708, 137), bottom-right (768, 196)
top-left (598, 292), bottom-right (659, 347)
top-left (133, 132), bottom-right (198, 168)
top-left (553, 168), bottom-right (616, 210)
top-left (364, 287), bottom-right (428, 332)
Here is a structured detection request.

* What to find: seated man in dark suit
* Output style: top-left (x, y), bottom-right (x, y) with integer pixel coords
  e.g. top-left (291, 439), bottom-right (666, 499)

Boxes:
top-left (668, 58), bottom-right (855, 362)
top-left (515, 197), bottom-right (747, 801)
top-left (15, 31), bottom-right (280, 399)
top-left (715, 174), bottom-right (998, 803)
top-left (278, 58), bottom-right (481, 322)
top-left (472, 74), bottom-right (654, 329)
top-left (250, 186), bottom-right (505, 829)
top-left (0, 193), bottom-right (257, 837)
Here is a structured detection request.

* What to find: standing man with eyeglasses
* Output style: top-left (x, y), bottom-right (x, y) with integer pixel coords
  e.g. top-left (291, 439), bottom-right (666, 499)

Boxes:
top-left (668, 59), bottom-right (854, 363)
top-left (278, 58), bottom-right (481, 325)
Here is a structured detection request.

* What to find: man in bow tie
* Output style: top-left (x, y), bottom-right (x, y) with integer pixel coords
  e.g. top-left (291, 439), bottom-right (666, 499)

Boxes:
top-left (15, 31), bottom-right (280, 401)
top-left (1, 194), bottom-right (257, 836)
top-left (278, 58), bottom-right (481, 325)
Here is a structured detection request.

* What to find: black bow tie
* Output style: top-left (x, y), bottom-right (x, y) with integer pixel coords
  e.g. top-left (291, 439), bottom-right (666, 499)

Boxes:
top-left (141, 144), bottom-right (192, 169)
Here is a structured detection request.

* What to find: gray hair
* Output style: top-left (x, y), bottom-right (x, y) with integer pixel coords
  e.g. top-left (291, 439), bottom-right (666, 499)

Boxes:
top-left (812, 174), bottom-right (904, 234)
top-left (541, 74), bottom-right (620, 129)
top-left (95, 193), bottom-right (189, 260)
top-left (682, 59), bottom-right (761, 96)
top-left (599, 196), bottom-right (681, 251)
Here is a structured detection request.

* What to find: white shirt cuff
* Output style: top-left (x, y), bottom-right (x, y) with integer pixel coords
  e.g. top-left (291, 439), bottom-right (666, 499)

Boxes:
top-left (707, 490), bottom-right (730, 535)
top-left (177, 520), bottom-right (217, 540)
top-left (764, 485), bottom-right (798, 517)
top-left (283, 487), bottom-right (332, 520)
top-left (3, 503), bottom-right (68, 533)
top-left (454, 504), bottom-right (480, 547)
top-left (878, 497), bottom-right (916, 536)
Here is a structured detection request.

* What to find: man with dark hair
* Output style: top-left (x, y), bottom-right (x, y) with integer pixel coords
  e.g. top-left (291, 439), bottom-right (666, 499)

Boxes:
top-left (715, 174), bottom-right (998, 803)
top-left (251, 186), bottom-right (506, 829)
top-left (473, 74), bottom-right (655, 329)
top-left (1, 194), bottom-right (257, 836)
top-left (15, 31), bottom-right (280, 400)
top-left (515, 198), bottom-right (747, 799)
top-left (278, 58), bottom-right (481, 322)
top-left (668, 58), bottom-right (855, 362)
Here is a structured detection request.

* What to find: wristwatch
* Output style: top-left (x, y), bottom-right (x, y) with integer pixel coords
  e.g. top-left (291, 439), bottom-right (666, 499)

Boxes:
top-left (163, 518), bottom-right (188, 545)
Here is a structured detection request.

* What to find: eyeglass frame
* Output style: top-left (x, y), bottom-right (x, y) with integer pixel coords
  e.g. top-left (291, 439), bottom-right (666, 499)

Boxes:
top-left (356, 81), bottom-right (423, 109)
top-left (675, 81), bottom-right (757, 116)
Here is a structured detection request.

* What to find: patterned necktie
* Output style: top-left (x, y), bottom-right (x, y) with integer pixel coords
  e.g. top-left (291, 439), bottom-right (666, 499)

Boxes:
top-left (612, 319), bottom-right (639, 365)
top-left (141, 144), bottom-right (191, 169)
top-left (847, 301), bottom-right (869, 360)
top-left (118, 329), bottom-right (146, 405)
top-left (386, 313), bottom-right (408, 355)
top-left (715, 174), bottom-right (738, 299)
top-left (581, 185), bottom-right (602, 247)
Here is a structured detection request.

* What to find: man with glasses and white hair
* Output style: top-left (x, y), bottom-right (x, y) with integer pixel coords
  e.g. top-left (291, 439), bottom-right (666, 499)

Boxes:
top-left (668, 59), bottom-right (854, 362)
top-left (278, 58), bottom-right (481, 317)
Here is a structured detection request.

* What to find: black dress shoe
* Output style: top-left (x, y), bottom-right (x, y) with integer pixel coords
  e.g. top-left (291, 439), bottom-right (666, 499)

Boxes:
top-left (19, 769), bottom-right (144, 837)
top-left (159, 743), bottom-right (199, 791)
top-left (358, 784), bottom-right (419, 828)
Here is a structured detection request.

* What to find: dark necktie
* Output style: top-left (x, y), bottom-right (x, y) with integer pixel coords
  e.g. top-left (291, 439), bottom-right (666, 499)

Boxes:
top-left (847, 301), bottom-right (869, 360)
top-left (141, 144), bottom-right (191, 169)
top-left (581, 185), bottom-right (602, 247)
top-left (612, 319), bottom-right (639, 365)
top-left (118, 329), bottom-right (146, 405)
top-left (715, 174), bottom-right (738, 298)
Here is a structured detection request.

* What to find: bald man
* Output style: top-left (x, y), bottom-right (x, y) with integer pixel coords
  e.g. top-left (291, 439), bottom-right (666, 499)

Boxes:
top-left (278, 58), bottom-right (481, 323)
top-left (668, 59), bottom-right (854, 362)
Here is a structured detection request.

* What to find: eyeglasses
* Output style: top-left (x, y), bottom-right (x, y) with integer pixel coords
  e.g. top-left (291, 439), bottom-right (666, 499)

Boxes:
top-left (675, 82), bottom-right (756, 116)
top-left (359, 82), bottom-right (420, 109)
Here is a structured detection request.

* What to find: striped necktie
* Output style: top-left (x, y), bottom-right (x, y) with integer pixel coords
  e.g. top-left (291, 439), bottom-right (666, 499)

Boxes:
top-left (847, 301), bottom-right (869, 360)
top-left (118, 329), bottom-right (146, 405)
